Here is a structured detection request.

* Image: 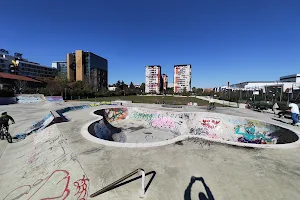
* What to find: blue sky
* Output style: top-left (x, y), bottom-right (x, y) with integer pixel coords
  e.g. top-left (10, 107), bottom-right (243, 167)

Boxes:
top-left (1, 0), bottom-right (300, 88)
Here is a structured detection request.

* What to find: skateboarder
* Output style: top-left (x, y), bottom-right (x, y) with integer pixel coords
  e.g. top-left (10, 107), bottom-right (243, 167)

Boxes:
top-left (288, 101), bottom-right (300, 126)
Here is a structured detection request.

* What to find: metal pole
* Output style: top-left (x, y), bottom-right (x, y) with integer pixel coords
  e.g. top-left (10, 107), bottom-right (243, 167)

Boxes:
top-left (90, 168), bottom-right (145, 198)
top-left (64, 88), bottom-right (67, 100)
top-left (280, 85), bottom-right (283, 102)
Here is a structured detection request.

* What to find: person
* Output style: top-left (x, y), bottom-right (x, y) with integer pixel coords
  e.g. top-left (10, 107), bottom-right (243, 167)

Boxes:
top-left (0, 111), bottom-right (15, 134)
top-left (288, 101), bottom-right (300, 126)
top-left (209, 97), bottom-right (215, 107)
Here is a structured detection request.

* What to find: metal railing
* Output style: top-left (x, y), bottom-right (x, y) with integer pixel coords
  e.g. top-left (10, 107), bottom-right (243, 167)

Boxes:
top-left (90, 168), bottom-right (145, 198)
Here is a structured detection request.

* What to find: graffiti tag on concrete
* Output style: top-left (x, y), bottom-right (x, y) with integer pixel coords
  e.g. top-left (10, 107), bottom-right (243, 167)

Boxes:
top-left (4, 170), bottom-right (89, 200)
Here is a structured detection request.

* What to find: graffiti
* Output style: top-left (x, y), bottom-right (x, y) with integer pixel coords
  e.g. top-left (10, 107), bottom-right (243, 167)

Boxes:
top-left (105, 108), bottom-right (127, 122)
top-left (201, 119), bottom-right (220, 129)
top-left (17, 94), bottom-right (46, 104)
top-left (189, 127), bottom-right (208, 135)
top-left (45, 96), bottom-right (64, 102)
top-left (90, 101), bottom-right (115, 107)
top-left (234, 123), bottom-right (275, 144)
top-left (152, 117), bottom-right (176, 129)
top-left (4, 170), bottom-right (89, 200)
top-left (131, 112), bottom-right (154, 122)
top-left (74, 175), bottom-right (89, 200)
top-left (4, 170), bottom-right (71, 200)
top-left (26, 145), bottom-right (38, 164)
top-left (15, 105), bottom-right (90, 140)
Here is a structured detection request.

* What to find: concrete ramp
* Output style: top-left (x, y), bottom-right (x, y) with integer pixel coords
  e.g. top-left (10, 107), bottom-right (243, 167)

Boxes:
top-left (15, 105), bottom-right (89, 139)
top-left (45, 96), bottom-right (64, 102)
top-left (0, 125), bottom-right (89, 200)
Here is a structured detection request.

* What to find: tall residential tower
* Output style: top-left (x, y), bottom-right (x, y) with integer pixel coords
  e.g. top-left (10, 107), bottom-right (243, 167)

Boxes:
top-left (174, 64), bottom-right (192, 93)
top-left (162, 74), bottom-right (168, 91)
top-left (145, 65), bottom-right (162, 94)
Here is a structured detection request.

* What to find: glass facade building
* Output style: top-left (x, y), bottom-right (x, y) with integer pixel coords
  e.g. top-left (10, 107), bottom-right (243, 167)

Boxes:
top-left (66, 50), bottom-right (108, 89)
top-left (52, 61), bottom-right (67, 78)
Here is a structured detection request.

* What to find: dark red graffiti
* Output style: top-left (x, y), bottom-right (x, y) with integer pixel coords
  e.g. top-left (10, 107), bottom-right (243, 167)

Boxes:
top-left (201, 119), bottom-right (220, 129)
top-left (4, 170), bottom-right (71, 200)
top-left (28, 170), bottom-right (71, 200)
top-left (74, 175), bottom-right (89, 200)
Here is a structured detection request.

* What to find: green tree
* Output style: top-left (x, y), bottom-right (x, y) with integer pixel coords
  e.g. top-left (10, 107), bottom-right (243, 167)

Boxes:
top-left (192, 87), bottom-right (197, 94)
top-left (116, 80), bottom-right (121, 90)
top-left (140, 83), bottom-right (145, 93)
top-left (129, 82), bottom-right (135, 90)
top-left (129, 82), bottom-right (137, 95)
top-left (182, 87), bottom-right (188, 96)
top-left (195, 88), bottom-right (203, 96)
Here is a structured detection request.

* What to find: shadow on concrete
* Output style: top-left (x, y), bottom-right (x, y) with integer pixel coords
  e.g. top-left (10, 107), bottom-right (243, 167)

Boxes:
top-left (95, 171), bottom-right (156, 196)
top-left (184, 176), bottom-right (214, 200)
top-left (272, 117), bottom-right (291, 125)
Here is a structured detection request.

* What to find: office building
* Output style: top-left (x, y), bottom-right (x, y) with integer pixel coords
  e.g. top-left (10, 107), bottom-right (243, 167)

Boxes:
top-left (174, 64), bottom-right (192, 93)
top-left (162, 74), bottom-right (168, 90)
top-left (67, 50), bottom-right (108, 89)
top-left (52, 61), bottom-right (67, 78)
top-left (279, 74), bottom-right (300, 83)
top-left (0, 53), bottom-right (57, 78)
top-left (145, 65), bottom-right (162, 94)
top-left (215, 74), bottom-right (300, 92)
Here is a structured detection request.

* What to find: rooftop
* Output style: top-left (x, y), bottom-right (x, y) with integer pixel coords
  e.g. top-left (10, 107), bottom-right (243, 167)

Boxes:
top-left (0, 72), bottom-right (42, 83)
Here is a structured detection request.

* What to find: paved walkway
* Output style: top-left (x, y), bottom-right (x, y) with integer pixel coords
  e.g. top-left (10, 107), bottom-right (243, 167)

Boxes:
top-left (0, 102), bottom-right (300, 199)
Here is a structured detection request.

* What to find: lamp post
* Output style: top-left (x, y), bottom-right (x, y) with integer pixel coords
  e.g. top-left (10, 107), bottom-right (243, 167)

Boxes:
top-left (64, 88), bottom-right (67, 100)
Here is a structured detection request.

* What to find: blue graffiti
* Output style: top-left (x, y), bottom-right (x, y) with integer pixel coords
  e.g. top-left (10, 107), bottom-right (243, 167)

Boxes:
top-left (235, 125), bottom-right (273, 143)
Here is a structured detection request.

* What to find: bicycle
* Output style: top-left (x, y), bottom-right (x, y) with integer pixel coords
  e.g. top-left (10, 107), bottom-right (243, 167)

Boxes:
top-left (207, 104), bottom-right (216, 111)
top-left (0, 124), bottom-right (13, 143)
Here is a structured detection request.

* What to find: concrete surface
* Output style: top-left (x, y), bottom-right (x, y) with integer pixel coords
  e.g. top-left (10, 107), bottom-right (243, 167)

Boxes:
top-left (1, 102), bottom-right (300, 199)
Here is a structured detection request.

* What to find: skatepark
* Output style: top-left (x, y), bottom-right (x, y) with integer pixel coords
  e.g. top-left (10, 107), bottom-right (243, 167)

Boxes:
top-left (1, 100), bottom-right (300, 200)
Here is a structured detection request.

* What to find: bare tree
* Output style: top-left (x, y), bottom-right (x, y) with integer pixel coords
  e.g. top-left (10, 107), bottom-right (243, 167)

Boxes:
top-left (15, 80), bottom-right (28, 94)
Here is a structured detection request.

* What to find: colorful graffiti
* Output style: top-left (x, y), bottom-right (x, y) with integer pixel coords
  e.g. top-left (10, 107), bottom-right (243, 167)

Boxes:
top-left (131, 112), bottom-right (154, 122)
top-left (17, 94), bottom-right (46, 103)
top-left (152, 117), bottom-right (176, 129)
top-left (201, 119), bottom-right (220, 129)
top-left (105, 108), bottom-right (127, 122)
top-left (234, 123), bottom-right (275, 144)
top-left (90, 101), bottom-right (114, 107)
top-left (45, 96), bottom-right (64, 102)
top-left (89, 107), bottom-right (295, 145)
top-left (4, 170), bottom-right (89, 200)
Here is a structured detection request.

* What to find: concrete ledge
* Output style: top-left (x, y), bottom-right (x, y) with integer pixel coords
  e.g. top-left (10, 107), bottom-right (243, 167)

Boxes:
top-left (0, 97), bottom-right (17, 105)
top-left (111, 100), bottom-right (132, 105)
top-left (80, 108), bottom-right (300, 149)
top-left (161, 104), bottom-right (182, 108)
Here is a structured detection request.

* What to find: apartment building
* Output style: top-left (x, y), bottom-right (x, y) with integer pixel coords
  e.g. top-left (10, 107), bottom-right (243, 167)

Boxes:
top-left (174, 64), bottom-right (192, 93)
top-left (0, 54), bottom-right (57, 78)
top-left (67, 50), bottom-right (108, 89)
top-left (162, 74), bottom-right (168, 90)
top-left (145, 65), bottom-right (162, 94)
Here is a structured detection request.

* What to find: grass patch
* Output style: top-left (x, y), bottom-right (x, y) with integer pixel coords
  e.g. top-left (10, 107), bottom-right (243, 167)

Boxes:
top-left (80, 95), bottom-right (226, 106)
